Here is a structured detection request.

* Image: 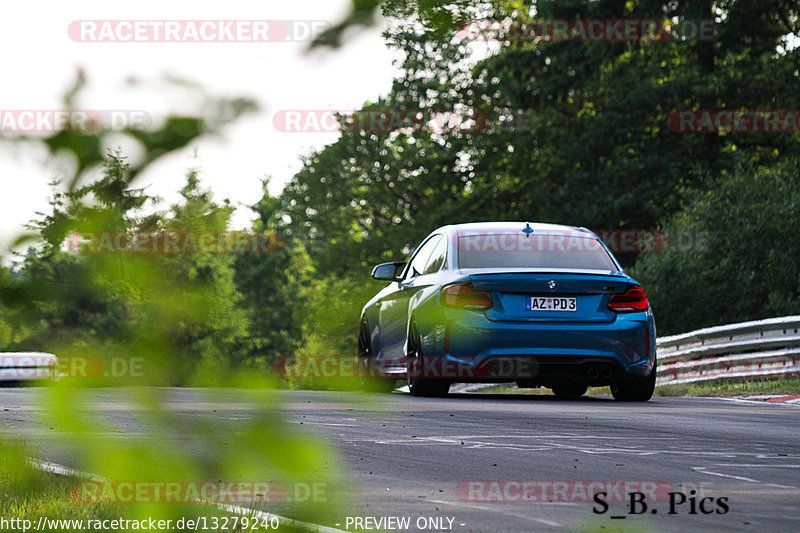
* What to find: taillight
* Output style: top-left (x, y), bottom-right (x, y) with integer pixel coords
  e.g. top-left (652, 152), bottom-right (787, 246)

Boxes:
top-left (608, 286), bottom-right (649, 313)
top-left (441, 284), bottom-right (493, 310)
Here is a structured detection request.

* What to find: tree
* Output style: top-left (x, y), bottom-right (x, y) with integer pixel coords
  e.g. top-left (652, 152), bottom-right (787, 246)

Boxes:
top-left (234, 179), bottom-right (314, 368)
top-left (631, 158), bottom-right (800, 335)
top-left (278, 0), bottom-right (800, 339)
top-left (149, 167), bottom-right (251, 382)
top-left (18, 153), bottom-right (149, 351)
top-left (14, 153), bottom-right (256, 382)
top-left (281, 20), bottom-right (480, 276)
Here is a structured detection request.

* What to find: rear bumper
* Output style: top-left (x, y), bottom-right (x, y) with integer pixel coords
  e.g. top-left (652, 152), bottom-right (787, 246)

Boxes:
top-left (417, 312), bottom-right (655, 385)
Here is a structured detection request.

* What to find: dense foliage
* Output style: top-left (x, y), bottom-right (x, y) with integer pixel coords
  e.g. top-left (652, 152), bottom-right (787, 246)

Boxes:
top-left (285, 0), bottom-right (800, 339)
top-left (2, 0), bottom-right (799, 377)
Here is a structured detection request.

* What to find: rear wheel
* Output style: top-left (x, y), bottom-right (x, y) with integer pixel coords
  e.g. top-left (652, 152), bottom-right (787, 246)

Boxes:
top-left (551, 383), bottom-right (588, 399)
top-left (407, 322), bottom-right (450, 397)
top-left (611, 363), bottom-right (656, 402)
top-left (358, 321), bottom-right (396, 393)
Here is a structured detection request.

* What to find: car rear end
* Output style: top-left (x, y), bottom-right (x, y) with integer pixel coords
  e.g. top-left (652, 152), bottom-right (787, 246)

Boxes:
top-left (431, 225), bottom-right (655, 388)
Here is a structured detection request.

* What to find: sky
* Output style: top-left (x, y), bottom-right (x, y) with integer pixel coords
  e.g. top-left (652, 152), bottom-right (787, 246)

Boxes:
top-left (0, 1), bottom-right (403, 256)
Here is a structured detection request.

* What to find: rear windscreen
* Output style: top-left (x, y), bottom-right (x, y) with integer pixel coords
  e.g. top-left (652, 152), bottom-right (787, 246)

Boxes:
top-left (457, 233), bottom-right (618, 270)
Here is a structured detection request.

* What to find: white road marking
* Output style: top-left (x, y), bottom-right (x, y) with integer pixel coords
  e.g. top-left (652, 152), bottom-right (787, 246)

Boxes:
top-left (716, 397), bottom-right (800, 408)
top-left (691, 464), bottom-right (800, 490)
top-left (427, 499), bottom-right (563, 528)
top-left (292, 421), bottom-right (359, 427)
top-left (691, 467), bottom-right (761, 483)
top-left (704, 464), bottom-right (800, 468)
top-left (364, 434), bottom-right (749, 457)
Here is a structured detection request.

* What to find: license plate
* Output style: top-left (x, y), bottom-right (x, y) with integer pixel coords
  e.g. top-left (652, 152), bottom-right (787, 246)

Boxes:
top-left (525, 296), bottom-right (577, 312)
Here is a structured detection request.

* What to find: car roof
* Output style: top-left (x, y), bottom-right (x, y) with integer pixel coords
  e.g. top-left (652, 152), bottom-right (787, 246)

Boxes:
top-left (436, 222), bottom-right (595, 238)
top-left (407, 222), bottom-right (620, 273)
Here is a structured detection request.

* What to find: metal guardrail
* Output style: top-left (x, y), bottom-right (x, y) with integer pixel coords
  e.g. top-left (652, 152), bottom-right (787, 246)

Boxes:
top-left (0, 352), bottom-right (57, 381)
top-left (656, 316), bottom-right (800, 385)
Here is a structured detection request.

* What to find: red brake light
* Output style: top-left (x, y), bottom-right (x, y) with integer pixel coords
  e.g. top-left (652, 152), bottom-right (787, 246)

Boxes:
top-left (441, 284), bottom-right (493, 310)
top-left (608, 286), bottom-right (649, 313)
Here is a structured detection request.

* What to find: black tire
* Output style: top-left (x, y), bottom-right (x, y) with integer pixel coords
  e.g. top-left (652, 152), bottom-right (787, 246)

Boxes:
top-left (358, 321), bottom-right (396, 393)
top-left (551, 383), bottom-right (588, 399)
top-left (406, 322), bottom-right (450, 397)
top-left (611, 363), bottom-right (656, 402)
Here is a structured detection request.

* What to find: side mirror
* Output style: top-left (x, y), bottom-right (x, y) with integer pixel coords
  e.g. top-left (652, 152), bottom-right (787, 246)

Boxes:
top-left (371, 262), bottom-right (406, 281)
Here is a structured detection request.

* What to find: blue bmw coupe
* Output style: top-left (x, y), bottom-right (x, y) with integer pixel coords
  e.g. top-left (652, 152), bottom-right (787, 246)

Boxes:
top-left (358, 222), bottom-right (657, 400)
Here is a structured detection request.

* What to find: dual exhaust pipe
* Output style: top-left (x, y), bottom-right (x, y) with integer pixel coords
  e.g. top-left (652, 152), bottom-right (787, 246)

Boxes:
top-left (587, 366), bottom-right (613, 380)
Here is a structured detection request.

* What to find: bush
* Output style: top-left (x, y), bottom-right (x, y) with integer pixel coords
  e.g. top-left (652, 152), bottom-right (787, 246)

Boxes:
top-left (631, 159), bottom-right (800, 336)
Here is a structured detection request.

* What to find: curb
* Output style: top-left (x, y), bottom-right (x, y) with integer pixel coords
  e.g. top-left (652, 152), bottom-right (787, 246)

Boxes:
top-left (29, 458), bottom-right (349, 533)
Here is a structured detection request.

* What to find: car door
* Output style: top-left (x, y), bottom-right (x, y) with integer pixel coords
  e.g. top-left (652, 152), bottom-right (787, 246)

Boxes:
top-left (376, 235), bottom-right (444, 360)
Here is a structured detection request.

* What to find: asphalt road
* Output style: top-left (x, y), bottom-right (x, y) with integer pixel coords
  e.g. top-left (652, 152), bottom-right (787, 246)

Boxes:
top-left (1, 388), bottom-right (799, 532)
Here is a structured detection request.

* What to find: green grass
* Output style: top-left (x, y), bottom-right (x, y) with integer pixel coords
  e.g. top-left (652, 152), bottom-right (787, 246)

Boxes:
top-left (0, 466), bottom-right (303, 532)
top-left (0, 470), bottom-right (122, 525)
top-left (654, 378), bottom-right (800, 397)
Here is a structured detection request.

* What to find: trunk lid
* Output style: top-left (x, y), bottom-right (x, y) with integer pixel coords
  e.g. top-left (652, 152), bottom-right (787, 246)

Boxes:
top-left (468, 270), bottom-right (631, 323)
